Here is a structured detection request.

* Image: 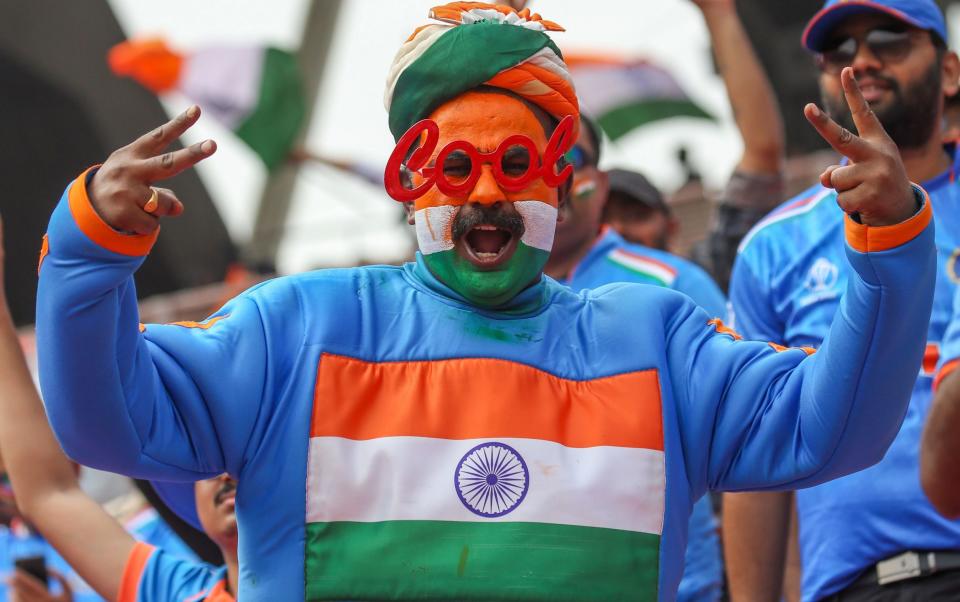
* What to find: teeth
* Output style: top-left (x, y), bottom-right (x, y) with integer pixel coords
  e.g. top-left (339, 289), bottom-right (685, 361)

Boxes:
top-left (474, 225), bottom-right (498, 231)
top-left (476, 252), bottom-right (499, 259)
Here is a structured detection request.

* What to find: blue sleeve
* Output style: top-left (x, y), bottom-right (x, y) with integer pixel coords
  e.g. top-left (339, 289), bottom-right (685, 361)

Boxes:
top-left (668, 201), bottom-right (936, 493)
top-left (728, 247), bottom-right (784, 342)
top-left (126, 544), bottom-right (223, 602)
top-left (672, 264), bottom-right (727, 318)
top-left (36, 173), bottom-right (299, 480)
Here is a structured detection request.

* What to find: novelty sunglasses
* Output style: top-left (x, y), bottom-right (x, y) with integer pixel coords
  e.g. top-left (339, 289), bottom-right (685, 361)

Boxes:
top-left (384, 115), bottom-right (575, 202)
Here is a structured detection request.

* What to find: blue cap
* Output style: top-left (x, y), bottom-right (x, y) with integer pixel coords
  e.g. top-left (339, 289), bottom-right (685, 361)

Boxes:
top-left (803, 0), bottom-right (947, 52)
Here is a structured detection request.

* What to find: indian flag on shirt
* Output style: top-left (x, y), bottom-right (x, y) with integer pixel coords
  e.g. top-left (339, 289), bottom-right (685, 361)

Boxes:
top-left (607, 248), bottom-right (678, 287)
top-left (565, 53), bottom-right (712, 141)
top-left (108, 38), bottom-right (305, 170)
top-left (305, 353), bottom-right (666, 601)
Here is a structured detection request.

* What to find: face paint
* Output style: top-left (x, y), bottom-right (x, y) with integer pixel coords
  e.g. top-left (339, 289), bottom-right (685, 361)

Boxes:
top-left (388, 92), bottom-right (572, 307)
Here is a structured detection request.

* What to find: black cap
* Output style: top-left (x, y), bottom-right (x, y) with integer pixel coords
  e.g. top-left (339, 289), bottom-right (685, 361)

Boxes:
top-left (607, 169), bottom-right (667, 212)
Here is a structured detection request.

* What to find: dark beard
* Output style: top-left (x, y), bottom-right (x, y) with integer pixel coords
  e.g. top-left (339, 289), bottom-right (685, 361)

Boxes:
top-left (822, 58), bottom-right (942, 150)
top-left (451, 204), bottom-right (525, 241)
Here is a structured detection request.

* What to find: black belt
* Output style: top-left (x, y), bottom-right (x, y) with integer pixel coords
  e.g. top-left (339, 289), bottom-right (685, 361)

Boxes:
top-left (848, 551), bottom-right (960, 589)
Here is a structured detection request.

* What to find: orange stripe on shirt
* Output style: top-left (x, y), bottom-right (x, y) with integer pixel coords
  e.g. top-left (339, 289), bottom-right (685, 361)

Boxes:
top-left (708, 318), bottom-right (742, 341)
top-left (935, 358), bottom-right (960, 391)
top-left (844, 186), bottom-right (932, 253)
top-left (923, 342), bottom-right (940, 376)
top-left (68, 167), bottom-right (159, 257)
top-left (310, 353), bottom-right (664, 450)
top-left (118, 542), bottom-right (155, 602)
top-left (37, 234), bottom-right (49, 276)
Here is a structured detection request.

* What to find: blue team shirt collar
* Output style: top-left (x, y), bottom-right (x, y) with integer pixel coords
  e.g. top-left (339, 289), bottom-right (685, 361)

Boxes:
top-left (405, 252), bottom-right (552, 317)
top-left (562, 227), bottom-right (623, 285)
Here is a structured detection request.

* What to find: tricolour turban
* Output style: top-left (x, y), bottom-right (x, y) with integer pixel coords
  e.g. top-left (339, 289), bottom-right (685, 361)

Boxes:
top-left (384, 2), bottom-right (579, 141)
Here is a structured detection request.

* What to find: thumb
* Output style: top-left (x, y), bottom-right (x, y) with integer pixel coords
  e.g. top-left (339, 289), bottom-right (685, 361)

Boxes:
top-left (820, 165), bottom-right (841, 190)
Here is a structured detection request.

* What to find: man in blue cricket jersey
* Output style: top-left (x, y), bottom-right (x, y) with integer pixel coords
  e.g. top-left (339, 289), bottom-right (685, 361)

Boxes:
top-left (723, 1), bottom-right (960, 600)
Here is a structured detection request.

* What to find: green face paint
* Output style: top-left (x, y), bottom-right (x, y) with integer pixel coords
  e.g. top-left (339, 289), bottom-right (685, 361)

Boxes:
top-left (422, 242), bottom-right (549, 308)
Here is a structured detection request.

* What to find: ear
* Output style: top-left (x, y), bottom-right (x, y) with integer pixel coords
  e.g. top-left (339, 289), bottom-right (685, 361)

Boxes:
top-left (404, 202), bottom-right (415, 225)
top-left (555, 175), bottom-right (573, 223)
top-left (942, 51), bottom-right (960, 98)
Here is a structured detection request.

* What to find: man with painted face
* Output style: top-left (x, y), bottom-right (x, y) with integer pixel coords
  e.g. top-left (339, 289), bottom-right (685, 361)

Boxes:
top-left (723, 1), bottom-right (960, 600)
top-left (36, 3), bottom-right (939, 600)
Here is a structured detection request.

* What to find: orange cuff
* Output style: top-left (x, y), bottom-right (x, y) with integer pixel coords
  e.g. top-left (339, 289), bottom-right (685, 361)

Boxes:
top-left (845, 184), bottom-right (932, 253)
top-left (68, 167), bottom-right (159, 256)
top-left (118, 542), bottom-right (155, 602)
top-left (934, 358), bottom-right (960, 392)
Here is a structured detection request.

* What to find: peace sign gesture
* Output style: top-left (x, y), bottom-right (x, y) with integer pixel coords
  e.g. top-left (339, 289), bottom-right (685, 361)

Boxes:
top-left (805, 67), bottom-right (917, 227)
top-left (87, 105), bottom-right (217, 236)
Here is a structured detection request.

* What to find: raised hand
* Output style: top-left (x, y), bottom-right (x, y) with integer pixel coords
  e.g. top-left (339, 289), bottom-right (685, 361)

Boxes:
top-left (805, 67), bottom-right (916, 227)
top-left (87, 105), bottom-right (216, 235)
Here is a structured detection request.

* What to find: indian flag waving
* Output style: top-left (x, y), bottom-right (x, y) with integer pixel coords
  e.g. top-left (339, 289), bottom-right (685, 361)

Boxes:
top-left (109, 38), bottom-right (306, 170)
top-left (566, 53), bottom-right (712, 141)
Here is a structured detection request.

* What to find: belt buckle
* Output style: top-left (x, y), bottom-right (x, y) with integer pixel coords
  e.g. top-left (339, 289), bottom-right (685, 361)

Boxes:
top-left (876, 551), bottom-right (922, 585)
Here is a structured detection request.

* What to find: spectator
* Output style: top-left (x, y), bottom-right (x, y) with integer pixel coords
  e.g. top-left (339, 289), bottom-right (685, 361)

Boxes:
top-left (0, 215), bottom-right (239, 601)
top-left (724, 1), bottom-right (960, 600)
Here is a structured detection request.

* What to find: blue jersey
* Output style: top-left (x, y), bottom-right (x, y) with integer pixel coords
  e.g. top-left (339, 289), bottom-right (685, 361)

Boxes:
top-left (563, 228), bottom-right (724, 602)
top-left (120, 543), bottom-right (230, 602)
top-left (37, 169), bottom-right (935, 601)
top-left (125, 507), bottom-right (199, 563)
top-left (732, 149), bottom-right (960, 601)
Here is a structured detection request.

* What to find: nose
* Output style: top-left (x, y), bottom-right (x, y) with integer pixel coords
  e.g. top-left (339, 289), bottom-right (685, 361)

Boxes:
top-left (468, 164), bottom-right (506, 206)
top-left (850, 40), bottom-right (882, 75)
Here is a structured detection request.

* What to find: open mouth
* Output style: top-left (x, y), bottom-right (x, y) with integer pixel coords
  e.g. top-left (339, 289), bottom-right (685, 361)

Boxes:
top-left (461, 224), bottom-right (518, 267)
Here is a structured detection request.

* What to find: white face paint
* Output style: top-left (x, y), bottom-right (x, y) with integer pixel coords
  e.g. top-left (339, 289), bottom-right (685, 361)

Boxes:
top-left (413, 201), bottom-right (556, 257)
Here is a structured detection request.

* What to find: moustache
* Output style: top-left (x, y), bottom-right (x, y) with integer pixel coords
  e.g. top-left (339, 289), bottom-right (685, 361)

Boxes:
top-left (451, 205), bottom-right (525, 241)
top-left (214, 480), bottom-right (237, 506)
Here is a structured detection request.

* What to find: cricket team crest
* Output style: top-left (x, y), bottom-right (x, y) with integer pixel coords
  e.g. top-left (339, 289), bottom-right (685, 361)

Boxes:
top-left (455, 441), bottom-right (530, 517)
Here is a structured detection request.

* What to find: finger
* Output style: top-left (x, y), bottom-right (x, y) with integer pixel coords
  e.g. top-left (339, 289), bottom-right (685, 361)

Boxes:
top-left (820, 164), bottom-right (841, 189)
top-left (11, 570), bottom-right (49, 597)
top-left (841, 67), bottom-right (884, 140)
top-left (827, 164), bottom-right (863, 192)
top-left (835, 186), bottom-right (871, 216)
top-left (804, 103), bottom-right (871, 161)
top-left (146, 187), bottom-right (185, 218)
top-left (130, 105), bottom-right (202, 156)
top-left (135, 139), bottom-right (217, 181)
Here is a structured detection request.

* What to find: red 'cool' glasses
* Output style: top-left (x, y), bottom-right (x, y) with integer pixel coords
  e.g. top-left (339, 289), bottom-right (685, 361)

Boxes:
top-left (384, 115), bottom-right (575, 202)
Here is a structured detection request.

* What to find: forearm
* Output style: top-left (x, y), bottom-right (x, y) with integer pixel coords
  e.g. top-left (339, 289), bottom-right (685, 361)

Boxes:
top-left (0, 299), bottom-right (80, 511)
top-left (783, 199), bottom-right (935, 484)
top-left (722, 491), bottom-right (791, 601)
top-left (700, 3), bottom-right (784, 174)
top-left (921, 369), bottom-right (960, 517)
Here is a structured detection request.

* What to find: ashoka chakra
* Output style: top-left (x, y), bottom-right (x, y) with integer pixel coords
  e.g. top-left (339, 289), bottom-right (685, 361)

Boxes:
top-left (455, 442), bottom-right (529, 517)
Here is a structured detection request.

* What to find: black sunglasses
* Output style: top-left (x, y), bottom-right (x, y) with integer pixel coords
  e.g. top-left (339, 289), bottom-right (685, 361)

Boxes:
top-left (817, 28), bottom-right (920, 74)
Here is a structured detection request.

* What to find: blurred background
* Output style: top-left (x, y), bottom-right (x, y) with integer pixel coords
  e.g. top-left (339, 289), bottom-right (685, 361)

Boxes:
top-left (4, 0), bottom-right (960, 329)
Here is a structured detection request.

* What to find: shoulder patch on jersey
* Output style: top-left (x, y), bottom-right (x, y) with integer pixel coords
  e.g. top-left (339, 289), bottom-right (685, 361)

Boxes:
top-left (605, 248), bottom-right (678, 286)
top-left (708, 318), bottom-right (742, 340)
top-left (738, 188), bottom-right (834, 254)
top-left (169, 315), bottom-right (230, 330)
